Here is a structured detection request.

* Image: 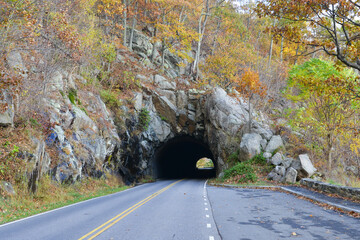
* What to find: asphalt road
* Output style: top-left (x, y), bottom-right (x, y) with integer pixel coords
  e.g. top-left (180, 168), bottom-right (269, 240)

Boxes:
top-left (207, 186), bottom-right (360, 240)
top-left (0, 180), bottom-right (219, 240)
top-left (0, 180), bottom-right (359, 240)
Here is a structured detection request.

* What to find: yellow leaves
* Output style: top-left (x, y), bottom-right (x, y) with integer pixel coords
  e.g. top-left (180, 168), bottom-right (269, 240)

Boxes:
top-left (350, 139), bottom-right (360, 156)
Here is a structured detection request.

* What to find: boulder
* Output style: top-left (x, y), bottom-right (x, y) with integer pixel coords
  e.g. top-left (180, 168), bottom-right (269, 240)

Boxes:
top-left (282, 157), bottom-right (294, 169)
top-left (251, 121), bottom-right (273, 140)
top-left (0, 181), bottom-right (16, 195)
top-left (270, 152), bottom-right (284, 166)
top-left (260, 139), bottom-right (268, 150)
top-left (7, 51), bottom-right (28, 77)
top-left (263, 152), bottom-right (272, 160)
top-left (265, 135), bottom-right (284, 153)
top-left (290, 159), bottom-right (302, 170)
top-left (285, 167), bottom-right (298, 183)
top-left (0, 91), bottom-right (14, 127)
top-left (239, 133), bottom-right (262, 160)
top-left (274, 166), bottom-right (286, 176)
top-left (298, 154), bottom-right (317, 178)
top-left (267, 170), bottom-right (282, 182)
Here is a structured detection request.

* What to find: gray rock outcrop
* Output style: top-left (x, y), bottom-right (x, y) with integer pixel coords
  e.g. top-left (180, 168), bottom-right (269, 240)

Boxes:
top-left (1, 31), bottom-right (279, 186)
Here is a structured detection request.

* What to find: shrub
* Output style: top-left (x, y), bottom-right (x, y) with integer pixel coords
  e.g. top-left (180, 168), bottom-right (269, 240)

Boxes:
top-left (249, 153), bottom-right (267, 165)
top-left (100, 90), bottom-right (120, 108)
top-left (138, 108), bottom-right (150, 131)
top-left (68, 88), bottom-right (78, 105)
top-left (222, 162), bottom-right (257, 183)
top-left (0, 144), bottom-right (24, 184)
top-left (227, 151), bottom-right (239, 166)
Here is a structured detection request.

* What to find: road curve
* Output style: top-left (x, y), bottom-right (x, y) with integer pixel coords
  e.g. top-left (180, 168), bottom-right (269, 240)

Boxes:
top-left (0, 179), bottom-right (220, 240)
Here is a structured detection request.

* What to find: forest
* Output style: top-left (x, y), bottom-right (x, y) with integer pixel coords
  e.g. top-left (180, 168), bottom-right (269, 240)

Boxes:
top-left (1, 0), bottom-right (360, 189)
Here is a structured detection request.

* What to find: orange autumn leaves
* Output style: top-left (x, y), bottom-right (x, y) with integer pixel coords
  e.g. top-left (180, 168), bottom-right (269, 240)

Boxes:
top-left (235, 68), bottom-right (266, 100)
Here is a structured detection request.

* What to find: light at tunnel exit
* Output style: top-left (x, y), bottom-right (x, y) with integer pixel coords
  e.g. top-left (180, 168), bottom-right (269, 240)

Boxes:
top-left (196, 158), bottom-right (214, 169)
top-left (154, 136), bottom-right (216, 179)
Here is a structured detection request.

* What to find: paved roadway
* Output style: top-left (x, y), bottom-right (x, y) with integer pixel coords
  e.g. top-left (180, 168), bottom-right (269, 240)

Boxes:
top-left (0, 179), bottom-right (359, 240)
top-left (207, 186), bottom-right (360, 240)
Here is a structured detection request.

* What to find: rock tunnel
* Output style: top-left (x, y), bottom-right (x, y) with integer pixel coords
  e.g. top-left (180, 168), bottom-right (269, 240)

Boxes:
top-left (153, 136), bottom-right (216, 179)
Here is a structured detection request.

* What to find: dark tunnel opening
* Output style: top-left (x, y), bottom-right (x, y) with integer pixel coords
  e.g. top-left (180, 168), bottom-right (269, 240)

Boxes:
top-left (154, 136), bottom-right (216, 179)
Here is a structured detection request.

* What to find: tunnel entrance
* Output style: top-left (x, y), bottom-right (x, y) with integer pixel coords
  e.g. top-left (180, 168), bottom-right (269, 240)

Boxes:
top-left (154, 136), bottom-right (216, 179)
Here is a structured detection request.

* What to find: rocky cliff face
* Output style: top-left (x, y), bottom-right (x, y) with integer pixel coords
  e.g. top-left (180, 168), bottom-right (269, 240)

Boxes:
top-left (1, 30), bottom-right (277, 190)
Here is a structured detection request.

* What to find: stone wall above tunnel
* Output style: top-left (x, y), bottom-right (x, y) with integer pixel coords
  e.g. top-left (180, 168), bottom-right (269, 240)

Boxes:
top-left (118, 75), bottom-right (274, 181)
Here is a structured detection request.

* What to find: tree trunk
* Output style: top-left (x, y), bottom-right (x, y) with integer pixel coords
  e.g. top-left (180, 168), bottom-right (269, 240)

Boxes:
top-left (294, 45), bottom-right (300, 65)
top-left (192, 0), bottom-right (210, 80)
top-left (357, 156), bottom-right (360, 179)
top-left (161, 41), bottom-right (166, 71)
top-left (129, 1), bottom-right (138, 51)
top-left (268, 20), bottom-right (276, 69)
top-left (211, 19), bottom-right (221, 55)
top-left (256, 32), bottom-right (261, 72)
top-left (150, 27), bottom-right (157, 62)
top-left (326, 134), bottom-right (333, 170)
top-left (312, 46), bottom-right (317, 58)
top-left (248, 94), bottom-right (253, 132)
top-left (280, 35), bottom-right (284, 63)
top-left (123, 0), bottom-right (128, 47)
top-left (268, 35), bottom-right (274, 69)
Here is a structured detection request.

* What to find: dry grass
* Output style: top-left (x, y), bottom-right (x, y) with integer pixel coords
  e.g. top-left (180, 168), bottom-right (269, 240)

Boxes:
top-left (0, 174), bottom-right (127, 224)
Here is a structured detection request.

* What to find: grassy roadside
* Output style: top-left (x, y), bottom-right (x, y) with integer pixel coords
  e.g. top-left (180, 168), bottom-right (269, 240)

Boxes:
top-left (209, 178), bottom-right (278, 187)
top-left (211, 153), bottom-right (276, 186)
top-left (0, 175), bottom-right (128, 224)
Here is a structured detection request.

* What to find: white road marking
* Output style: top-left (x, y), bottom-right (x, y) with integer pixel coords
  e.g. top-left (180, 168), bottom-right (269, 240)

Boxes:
top-left (206, 214), bottom-right (209, 218)
top-left (209, 236), bottom-right (215, 240)
top-left (207, 223), bottom-right (211, 228)
top-left (205, 208), bottom-right (208, 211)
top-left (203, 180), bottom-right (208, 189)
top-left (204, 202), bottom-right (208, 205)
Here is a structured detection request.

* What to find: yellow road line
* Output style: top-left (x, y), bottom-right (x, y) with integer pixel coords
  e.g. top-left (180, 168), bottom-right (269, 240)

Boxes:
top-left (78, 180), bottom-right (183, 240)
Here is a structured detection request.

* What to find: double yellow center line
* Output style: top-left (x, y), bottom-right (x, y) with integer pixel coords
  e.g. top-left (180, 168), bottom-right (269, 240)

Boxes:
top-left (78, 180), bottom-right (183, 240)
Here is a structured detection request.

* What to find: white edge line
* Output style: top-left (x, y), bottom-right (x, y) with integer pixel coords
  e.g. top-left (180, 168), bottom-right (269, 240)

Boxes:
top-left (204, 179), bottom-right (208, 189)
top-left (209, 236), bottom-right (215, 240)
top-left (0, 182), bottom-right (148, 228)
